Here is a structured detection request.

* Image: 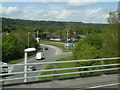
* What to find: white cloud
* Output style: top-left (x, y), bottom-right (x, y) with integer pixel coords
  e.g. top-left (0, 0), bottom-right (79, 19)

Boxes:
top-left (1, 6), bottom-right (22, 16)
top-left (68, 0), bottom-right (118, 2)
top-left (1, 0), bottom-right (119, 2)
top-left (2, 0), bottom-right (119, 2)
top-left (83, 8), bottom-right (108, 23)
top-left (67, 0), bottom-right (119, 9)
top-left (67, 2), bottom-right (96, 9)
top-left (55, 8), bottom-right (109, 23)
top-left (0, 2), bottom-right (114, 23)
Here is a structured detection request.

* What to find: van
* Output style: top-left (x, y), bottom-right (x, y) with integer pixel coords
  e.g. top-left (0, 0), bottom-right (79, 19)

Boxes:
top-left (36, 52), bottom-right (44, 60)
top-left (0, 61), bottom-right (8, 73)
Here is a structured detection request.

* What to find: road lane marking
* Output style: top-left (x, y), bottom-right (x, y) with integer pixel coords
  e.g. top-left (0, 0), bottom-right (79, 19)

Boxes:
top-left (87, 83), bottom-right (120, 89)
top-left (41, 44), bottom-right (60, 55)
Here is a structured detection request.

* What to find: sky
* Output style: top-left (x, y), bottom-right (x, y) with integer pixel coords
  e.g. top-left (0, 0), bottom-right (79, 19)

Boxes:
top-left (0, 0), bottom-right (119, 23)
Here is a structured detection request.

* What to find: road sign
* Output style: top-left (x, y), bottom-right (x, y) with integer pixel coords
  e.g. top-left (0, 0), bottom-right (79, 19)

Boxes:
top-left (64, 44), bottom-right (69, 46)
top-left (69, 44), bottom-right (75, 47)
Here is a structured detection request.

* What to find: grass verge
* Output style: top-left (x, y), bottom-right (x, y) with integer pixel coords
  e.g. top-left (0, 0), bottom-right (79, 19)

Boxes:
top-left (39, 55), bottom-right (76, 81)
top-left (39, 56), bottom-right (119, 81)
top-left (45, 43), bottom-right (73, 52)
top-left (6, 54), bottom-right (36, 64)
top-left (7, 48), bottom-right (43, 64)
top-left (41, 40), bottom-right (75, 52)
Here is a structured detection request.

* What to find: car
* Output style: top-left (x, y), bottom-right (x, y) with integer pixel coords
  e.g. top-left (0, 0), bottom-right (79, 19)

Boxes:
top-left (44, 47), bottom-right (48, 50)
top-left (0, 61), bottom-right (8, 73)
top-left (27, 65), bottom-right (36, 71)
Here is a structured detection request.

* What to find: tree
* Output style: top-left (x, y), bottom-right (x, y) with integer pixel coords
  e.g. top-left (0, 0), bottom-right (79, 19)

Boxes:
top-left (2, 35), bottom-right (17, 61)
top-left (2, 28), bottom-right (39, 62)
top-left (107, 10), bottom-right (119, 24)
top-left (101, 9), bottom-right (119, 58)
top-left (73, 32), bottom-right (102, 60)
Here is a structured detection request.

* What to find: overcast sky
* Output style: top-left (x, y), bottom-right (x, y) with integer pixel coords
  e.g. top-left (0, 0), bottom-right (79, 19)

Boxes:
top-left (0, 0), bottom-right (119, 23)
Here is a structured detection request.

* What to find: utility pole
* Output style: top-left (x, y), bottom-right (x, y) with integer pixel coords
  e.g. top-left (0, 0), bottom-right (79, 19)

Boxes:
top-left (28, 32), bottom-right (30, 48)
top-left (46, 29), bottom-right (47, 40)
top-left (67, 31), bottom-right (69, 50)
top-left (37, 31), bottom-right (39, 38)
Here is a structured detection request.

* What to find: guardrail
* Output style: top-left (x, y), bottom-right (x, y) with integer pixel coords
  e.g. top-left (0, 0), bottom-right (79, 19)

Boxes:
top-left (0, 57), bottom-right (120, 83)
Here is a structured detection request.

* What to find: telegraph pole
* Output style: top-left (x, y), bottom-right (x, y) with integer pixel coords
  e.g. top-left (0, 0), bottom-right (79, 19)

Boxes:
top-left (28, 32), bottom-right (30, 48)
top-left (67, 31), bottom-right (69, 50)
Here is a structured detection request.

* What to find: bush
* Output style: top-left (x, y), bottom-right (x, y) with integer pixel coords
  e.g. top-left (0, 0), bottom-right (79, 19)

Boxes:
top-left (73, 33), bottom-right (102, 60)
top-left (2, 35), bottom-right (17, 61)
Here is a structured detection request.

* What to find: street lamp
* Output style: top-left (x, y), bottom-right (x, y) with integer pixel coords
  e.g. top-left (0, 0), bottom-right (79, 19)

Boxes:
top-left (46, 29), bottom-right (47, 40)
top-left (67, 31), bottom-right (69, 50)
top-left (37, 31), bottom-right (39, 38)
top-left (28, 32), bottom-right (30, 48)
top-left (24, 48), bottom-right (36, 82)
top-left (36, 31), bottom-right (40, 43)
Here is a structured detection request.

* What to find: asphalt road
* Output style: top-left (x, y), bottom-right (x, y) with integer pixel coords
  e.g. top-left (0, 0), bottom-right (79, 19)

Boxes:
top-left (4, 44), bottom-right (72, 85)
top-left (3, 73), bottom-right (119, 89)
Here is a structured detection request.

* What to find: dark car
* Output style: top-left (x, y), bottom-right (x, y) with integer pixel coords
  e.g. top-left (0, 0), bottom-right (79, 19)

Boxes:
top-left (44, 47), bottom-right (48, 50)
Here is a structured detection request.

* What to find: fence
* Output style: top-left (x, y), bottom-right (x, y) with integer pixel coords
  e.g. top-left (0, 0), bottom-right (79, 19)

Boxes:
top-left (0, 57), bottom-right (120, 83)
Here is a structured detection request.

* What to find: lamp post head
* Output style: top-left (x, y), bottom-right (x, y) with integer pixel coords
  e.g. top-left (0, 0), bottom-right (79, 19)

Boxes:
top-left (24, 48), bottom-right (36, 53)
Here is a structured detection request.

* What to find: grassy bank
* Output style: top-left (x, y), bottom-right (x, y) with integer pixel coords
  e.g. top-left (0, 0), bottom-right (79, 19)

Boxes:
top-left (47, 43), bottom-right (73, 52)
top-left (41, 40), bottom-right (74, 52)
top-left (7, 47), bottom-right (43, 64)
top-left (6, 54), bottom-right (36, 64)
top-left (39, 56), bottom-right (119, 81)
top-left (39, 56), bottom-right (76, 81)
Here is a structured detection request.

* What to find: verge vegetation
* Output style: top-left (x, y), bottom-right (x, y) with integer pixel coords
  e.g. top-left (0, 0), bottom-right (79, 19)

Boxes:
top-left (39, 10), bottom-right (119, 80)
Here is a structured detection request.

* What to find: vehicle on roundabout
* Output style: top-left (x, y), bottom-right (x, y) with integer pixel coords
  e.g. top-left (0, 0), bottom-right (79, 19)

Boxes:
top-left (27, 65), bottom-right (36, 71)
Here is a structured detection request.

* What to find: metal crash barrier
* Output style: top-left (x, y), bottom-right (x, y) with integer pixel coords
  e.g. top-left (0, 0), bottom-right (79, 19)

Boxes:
top-left (0, 57), bottom-right (120, 83)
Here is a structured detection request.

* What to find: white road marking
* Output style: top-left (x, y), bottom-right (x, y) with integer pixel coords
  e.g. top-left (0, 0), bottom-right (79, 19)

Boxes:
top-left (87, 83), bottom-right (119, 89)
top-left (41, 44), bottom-right (60, 55)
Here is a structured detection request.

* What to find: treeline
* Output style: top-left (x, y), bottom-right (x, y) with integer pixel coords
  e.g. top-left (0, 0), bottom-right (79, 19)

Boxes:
top-left (2, 28), bottom-right (39, 62)
top-left (2, 18), bottom-right (106, 40)
top-left (2, 17), bottom-right (107, 32)
top-left (73, 25), bottom-right (118, 59)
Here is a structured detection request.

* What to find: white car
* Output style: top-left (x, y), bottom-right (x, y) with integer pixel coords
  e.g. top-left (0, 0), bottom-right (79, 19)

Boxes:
top-left (27, 66), bottom-right (36, 71)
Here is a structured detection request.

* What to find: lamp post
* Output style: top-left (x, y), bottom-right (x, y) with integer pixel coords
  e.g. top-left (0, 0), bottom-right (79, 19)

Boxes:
top-left (37, 31), bottom-right (39, 38)
top-left (24, 48), bottom-right (36, 83)
top-left (28, 32), bottom-right (30, 48)
top-left (36, 31), bottom-right (40, 43)
top-left (67, 31), bottom-right (69, 50)
top-left (46, 29), bottom-right (47, 40)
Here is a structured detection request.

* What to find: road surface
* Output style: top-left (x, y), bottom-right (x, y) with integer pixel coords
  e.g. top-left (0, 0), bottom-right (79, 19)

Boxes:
top-left (3, 73), bottom-right (119, 89)
top-left (4, 44), bottom-right (72, 85)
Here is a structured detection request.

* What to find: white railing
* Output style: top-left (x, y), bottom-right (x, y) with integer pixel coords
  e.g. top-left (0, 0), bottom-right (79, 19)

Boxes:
top-left (0, 57), bottom-right (120, 83)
